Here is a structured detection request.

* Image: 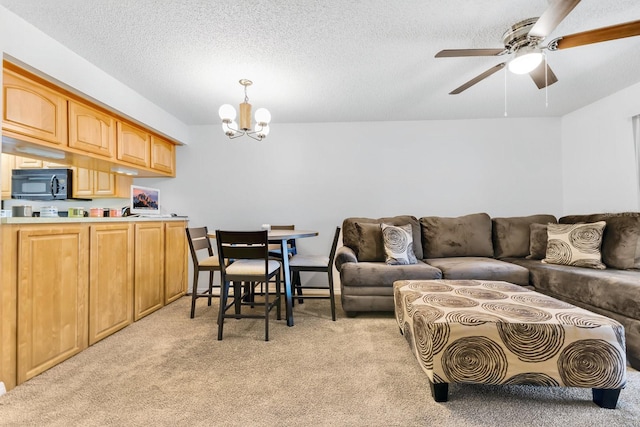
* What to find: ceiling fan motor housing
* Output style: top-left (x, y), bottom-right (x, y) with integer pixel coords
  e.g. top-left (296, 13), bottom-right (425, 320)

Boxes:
top-left (502, 18), bottom-right (543, 52)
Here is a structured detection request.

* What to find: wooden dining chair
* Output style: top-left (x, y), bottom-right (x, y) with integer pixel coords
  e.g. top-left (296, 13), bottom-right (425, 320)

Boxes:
top-left (216, 230), bottom-right (282, 341)
top-left (288, 226), bottom-right (341, 321)
top-left (185, 226), bottom-right (221, 319)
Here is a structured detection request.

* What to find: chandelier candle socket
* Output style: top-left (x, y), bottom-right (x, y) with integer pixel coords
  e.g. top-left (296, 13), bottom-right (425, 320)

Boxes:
top-left (219, 79), bottom-right (271, 141)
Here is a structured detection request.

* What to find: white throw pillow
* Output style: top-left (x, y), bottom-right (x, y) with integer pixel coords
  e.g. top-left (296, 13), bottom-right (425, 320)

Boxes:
top-left (543, 221), bottom-right (606, 269)
top-left (381, 223), bottom-right (418, 265)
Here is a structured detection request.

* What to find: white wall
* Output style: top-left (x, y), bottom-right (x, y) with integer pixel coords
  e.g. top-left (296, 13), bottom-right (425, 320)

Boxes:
top-left (561, 81), bottom-right (640, 214)
top-left (145, 117), bottom-right (563, 259)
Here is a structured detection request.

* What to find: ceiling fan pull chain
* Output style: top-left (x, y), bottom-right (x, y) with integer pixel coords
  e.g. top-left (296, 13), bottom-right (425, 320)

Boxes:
top-left (504, 67), bottom-right (508, 117)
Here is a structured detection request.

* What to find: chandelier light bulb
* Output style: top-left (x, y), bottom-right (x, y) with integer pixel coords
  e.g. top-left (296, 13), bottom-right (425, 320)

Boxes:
top-left (218, 104), bottom-right (236, 121)
top-left (508, 48), bottom-right (543, 75)
top-left (255, 108), bottom-right (271, 125)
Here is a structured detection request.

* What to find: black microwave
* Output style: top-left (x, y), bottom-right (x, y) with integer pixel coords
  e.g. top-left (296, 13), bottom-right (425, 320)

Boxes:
top-left (11, 168), bottom-right (74, 200)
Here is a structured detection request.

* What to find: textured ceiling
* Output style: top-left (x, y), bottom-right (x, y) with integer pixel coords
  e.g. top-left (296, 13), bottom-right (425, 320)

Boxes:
top-left (1, 0), bottom-right (640, 125)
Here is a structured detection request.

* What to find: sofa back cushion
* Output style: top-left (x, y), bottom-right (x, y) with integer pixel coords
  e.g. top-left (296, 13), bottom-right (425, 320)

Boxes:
top-left (492, 214), bottom-right (557, 259)
top-left (559, 212), bottom-right (640, 269)
top-left (342, 215), bottom-right (423, 261)
top-left (420, 212), bottom-right (494, 258)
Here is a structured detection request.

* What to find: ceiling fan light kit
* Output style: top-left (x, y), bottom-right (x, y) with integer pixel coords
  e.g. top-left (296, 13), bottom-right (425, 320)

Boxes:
top-left (434, 0), bottom-right (640, 95)
top-left (508, 47), bottom-right (543, 75)
top-left (219, 79), bottom-right (271, 141)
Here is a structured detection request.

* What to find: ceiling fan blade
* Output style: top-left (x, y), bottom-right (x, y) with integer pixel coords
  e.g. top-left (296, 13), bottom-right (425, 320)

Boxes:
top-left (552, 20), bottom-right (640, 50)
top-left (435, 48), bottom-right (506, 58)
top-left (528, 0), bottom-right (581, 39)
top-left (449, 63), bottom-right (506, 95)
top-left (529, 62), bottom-right (558, 89)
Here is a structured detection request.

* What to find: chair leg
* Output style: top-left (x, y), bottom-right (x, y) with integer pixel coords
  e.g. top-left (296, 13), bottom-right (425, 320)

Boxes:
top-left (217, 281), bottom-right (230, 340)
top-left (328, 269), bottom-right (336, 321)
top-left (190, 269), bottom-right (199, 319)
top-left (264, 278), bottom-right (270, 342)
top-left (207, 271), bottom-right (214, 306)
top-left (233, 281), bottom-right (242, 317)
top-left (276, 273), bottom-right (282, 321)
top-left (294, 270), bottom-right (304, 304)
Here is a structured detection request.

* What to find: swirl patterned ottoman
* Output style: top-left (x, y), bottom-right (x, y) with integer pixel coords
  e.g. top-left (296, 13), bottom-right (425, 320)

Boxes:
top-left (394, 279), bottom-right (627, 409)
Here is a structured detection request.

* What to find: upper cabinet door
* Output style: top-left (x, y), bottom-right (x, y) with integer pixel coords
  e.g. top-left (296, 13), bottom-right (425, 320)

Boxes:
top-left (2, 70), bottom-right (68, 146)
top-left (116, 121), bottom-right (150, 167)
top-left (68, 101), bottom-right (116, 158)
top-left (150, 136), bottom-right (175, 175)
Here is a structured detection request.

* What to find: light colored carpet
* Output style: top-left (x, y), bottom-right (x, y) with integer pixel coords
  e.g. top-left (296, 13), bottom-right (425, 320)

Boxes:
top-left (1, 296), bottom-right (639, 427)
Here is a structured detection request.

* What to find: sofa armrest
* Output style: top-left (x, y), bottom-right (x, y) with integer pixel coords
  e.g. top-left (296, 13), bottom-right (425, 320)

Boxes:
top-left (335, 245), bottom-right (357, 271)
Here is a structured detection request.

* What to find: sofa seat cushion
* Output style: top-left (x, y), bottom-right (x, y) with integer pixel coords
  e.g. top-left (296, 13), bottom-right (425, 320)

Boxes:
top-left (425, 257), bottom-right (530, 286)
top-left (339, 260), bottom-right (442, 288)
top-left (507, 258), bottom-right (640, 321)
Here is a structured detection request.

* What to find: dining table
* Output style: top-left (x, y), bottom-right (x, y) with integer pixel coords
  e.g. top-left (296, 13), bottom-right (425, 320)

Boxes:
top-left (209, 228), bottom-right (319, 327)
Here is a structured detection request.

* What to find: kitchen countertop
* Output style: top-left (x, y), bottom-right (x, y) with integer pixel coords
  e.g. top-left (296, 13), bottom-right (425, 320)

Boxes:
top-left (1, 216), bottom-right (189, 224)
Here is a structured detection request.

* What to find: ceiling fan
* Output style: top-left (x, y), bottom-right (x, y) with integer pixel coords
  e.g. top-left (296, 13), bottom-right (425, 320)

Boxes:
top-left (435, 0), bottom-right (640, 94)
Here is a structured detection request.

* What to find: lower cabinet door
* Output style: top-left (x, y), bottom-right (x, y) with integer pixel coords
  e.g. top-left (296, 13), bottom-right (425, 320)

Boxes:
top-left (17, 226), bottom-right (89, 384)
top-left (89, 223), bottom-right (134, 345)
top-left (164, 221), bottom-right (188, 304)
top-left (134, 222), bottom-right (165, 320)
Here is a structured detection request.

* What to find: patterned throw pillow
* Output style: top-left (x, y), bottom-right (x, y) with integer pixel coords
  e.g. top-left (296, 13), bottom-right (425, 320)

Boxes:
top-left (381, 223), bottom-right (418, 265)
top-left (543, 221), bottom-right (606, 269)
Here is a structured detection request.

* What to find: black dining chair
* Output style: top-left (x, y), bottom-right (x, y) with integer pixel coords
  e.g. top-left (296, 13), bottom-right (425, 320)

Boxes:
top-left (268, 224), bottom-right (298, 258)
top-left (216, 230), bottom-right (282, 341)
top-left (185, 226), bottom-right (221, 319)
top-left (288, 226), bottom-right (341, 321)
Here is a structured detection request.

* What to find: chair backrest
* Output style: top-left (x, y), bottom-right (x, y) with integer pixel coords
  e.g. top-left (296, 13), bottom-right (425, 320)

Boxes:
top-left (186, 226), bottom-right (214, 267)
top-left (328, 226), bottom-right (342, 263)
top-left (270, 225), bottom-right (295, 231)
top-left (216, 230), bottom-right (270, 274)
top-left (269, 224), bottom-right (297, 253)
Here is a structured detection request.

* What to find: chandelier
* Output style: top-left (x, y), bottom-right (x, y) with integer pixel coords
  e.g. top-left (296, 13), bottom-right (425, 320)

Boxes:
top-left (218, 79), bottom-right (271, 141)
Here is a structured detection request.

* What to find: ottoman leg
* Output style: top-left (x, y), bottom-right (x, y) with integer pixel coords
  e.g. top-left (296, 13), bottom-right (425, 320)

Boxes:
top-left (429, 380), bottom-right (449, 402)
top-left (592, 388), bottom-right (621, 409)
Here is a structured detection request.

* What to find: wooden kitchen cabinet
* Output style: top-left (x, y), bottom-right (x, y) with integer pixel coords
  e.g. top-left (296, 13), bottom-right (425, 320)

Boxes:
top-left (89, 223), bottom-right (133, 345)
top-left (164, 221), bottom-right (188, 304)
top-left (151, 136), bottom-right (176, 175)
top-left (3, 61), bottom-right (180, 178)
top-left (68, 100), bottom-right (116, 158)
top-left (16, 226), bottom-right (89, 385)
top-left (2, 69), bottom-right (68, 147)
top-left (1, 225), bottom-right (18, 390)
top-left (1, 153), bottom-right (15, 199)
top-left (0, 219), bottom-right (185, 391)
top-left (134, 222), bottom-right (165, 320)
top-left (72, 167), bottom-right (132, 198)
top-left (14, 156), bottom-right (43, 168)
top-left (117, 121), bottom-right (150, 168)
top-left (13, 156), bottom-right (64, 169)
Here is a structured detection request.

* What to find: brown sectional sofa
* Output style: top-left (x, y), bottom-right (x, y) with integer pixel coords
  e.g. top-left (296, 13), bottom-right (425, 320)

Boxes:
top-left (335, 212), bottom-right (640, 370)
